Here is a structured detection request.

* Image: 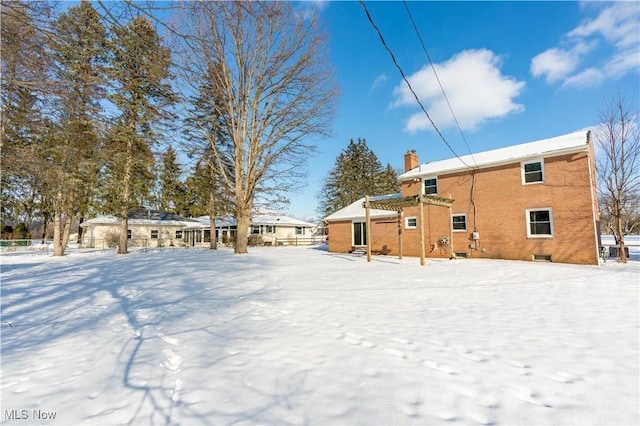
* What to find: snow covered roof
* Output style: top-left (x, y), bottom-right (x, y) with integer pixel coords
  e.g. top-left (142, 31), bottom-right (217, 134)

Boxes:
top-left (82, 215), bottom-right (198, 227)
top-left (400, 130), bottom-right (591, 180)
top-left (185, 215), bottom-right (237, 227)
top-left (182, 215), bottom-right (315, 229)
top-left (251, 215), bottom-right (316, 228)
top-left (324, 194), bottom-right (401, 222)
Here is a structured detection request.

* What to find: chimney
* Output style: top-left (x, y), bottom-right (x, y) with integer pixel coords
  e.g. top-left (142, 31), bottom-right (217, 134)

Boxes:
top-left (404, 150), bottom-right (418, 172)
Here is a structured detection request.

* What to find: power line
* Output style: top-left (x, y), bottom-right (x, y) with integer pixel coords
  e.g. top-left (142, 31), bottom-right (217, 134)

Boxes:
top-left (359, 0), bottom-right (473, 170)
top-left (402, 0), bottom-right (477, 167)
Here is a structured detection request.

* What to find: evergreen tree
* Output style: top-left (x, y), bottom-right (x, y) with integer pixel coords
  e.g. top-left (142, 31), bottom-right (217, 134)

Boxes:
top-left (319, 138), bottom-right (400, 216)
top-left (0, 1), bottom-right (52, 230)
top-left (158, 146), bottom-right (186, 213)
top-left (47, 0), bottom-right (108, 255)
top-left (105, 16), bottom-right (176, 254)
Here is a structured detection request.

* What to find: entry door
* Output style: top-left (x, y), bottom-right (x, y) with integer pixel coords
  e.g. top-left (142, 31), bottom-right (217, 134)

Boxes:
top-left (353, 222), bottom-right (367, 246)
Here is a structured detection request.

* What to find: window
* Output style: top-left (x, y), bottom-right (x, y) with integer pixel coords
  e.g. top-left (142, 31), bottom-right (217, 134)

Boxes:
top-left (175, 230), bottom-right (183, 239)
top-left (150, 230), bottom-right (159, 239)
top-left (251, 226), bottom-right (260, 234)
top-left (424, 178), bottom-right (438, 195)
top-left (266, 225), bottom-right (275, 233)
top-left (522, 159), bottom-right (544, 184)
top-left (526, 208), bottom-right (553, 237)
top-left (127, 230), bottom-right (132, 240)
top-left (452, 214), bottom-right (467, 231)
top-left (405, 217), bottom-right (417, 229)
top-left (295, 226), bottom-right (304, 235)
top-left (353, 222), bottom-right (367, 246)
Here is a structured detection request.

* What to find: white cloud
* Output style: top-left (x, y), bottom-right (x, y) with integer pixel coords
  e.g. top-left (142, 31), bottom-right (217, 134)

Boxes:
top-left (371, 73), bottom-right (387, 91)
top-left (530, 48), bottom-right (580, 83)
top-left (391, 49), bottom-right (525, 133)
top-left (530, 41), bottom-right (596, 83)
top-left (531, 2), bottom-right (640, 88)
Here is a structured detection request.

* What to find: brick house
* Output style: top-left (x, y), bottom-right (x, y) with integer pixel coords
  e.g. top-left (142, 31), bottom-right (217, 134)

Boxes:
top-left (325, 131), bottom-right (601, 265)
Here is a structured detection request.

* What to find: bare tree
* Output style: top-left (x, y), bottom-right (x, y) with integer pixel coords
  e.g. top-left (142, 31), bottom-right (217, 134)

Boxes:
top-left (175, 1), bottom-right (338, 254)
top-left (595, 93), bottom-right (640, 263)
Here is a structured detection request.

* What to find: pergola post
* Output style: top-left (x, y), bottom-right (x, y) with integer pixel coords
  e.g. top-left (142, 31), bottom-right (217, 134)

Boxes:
top-left (448, 196), bottom-right (454, 259)
top-left (363, 194), bottom-right (453, 267)
top-left (418, 196), bottom-right (425, 266)
top-left (365, 195), bottom-right (372, 263)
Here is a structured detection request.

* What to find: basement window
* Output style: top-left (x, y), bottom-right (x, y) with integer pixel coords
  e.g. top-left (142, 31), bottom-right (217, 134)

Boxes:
top-left (533, 254), bottom-right (552, 262)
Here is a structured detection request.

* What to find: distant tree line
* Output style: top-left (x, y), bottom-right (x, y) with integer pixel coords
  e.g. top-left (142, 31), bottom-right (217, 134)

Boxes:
top-left (1, 1), bottom-right (338, 255)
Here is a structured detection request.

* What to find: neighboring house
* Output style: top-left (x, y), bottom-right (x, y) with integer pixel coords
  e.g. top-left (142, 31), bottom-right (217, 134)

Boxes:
top-left (250, 215), bottom-right (317, 241)
top-left (325, 131), bottom-right (601, 265)
top-left (82, 211), bottom-right (319, 248)
top-left (183, 214), bottom-right (319, 246)
top-left (182, 216), bottom-right (237, 246)
top-left (81, 210), bottom-right (197, 248)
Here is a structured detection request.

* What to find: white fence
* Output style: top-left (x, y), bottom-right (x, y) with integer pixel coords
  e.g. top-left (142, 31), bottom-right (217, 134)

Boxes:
top-left (0, 239), bottom-right (53, 254)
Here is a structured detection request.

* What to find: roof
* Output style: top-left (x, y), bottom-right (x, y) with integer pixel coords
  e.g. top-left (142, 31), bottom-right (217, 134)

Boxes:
top-left (400, 130), bottom-right (590, 180)
top-left (81, 215), bottom-right (198, 227)
top-left (324, 194), bottom-right (401, 222)
top-left (180, 215), bottom-right (316, 229)
top-left (251, 215), bottom-right (316, 228)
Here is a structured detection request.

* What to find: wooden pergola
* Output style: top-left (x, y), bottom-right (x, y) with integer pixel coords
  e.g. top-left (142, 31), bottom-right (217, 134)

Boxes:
top-left (363, 194), bottom-right (454, 266)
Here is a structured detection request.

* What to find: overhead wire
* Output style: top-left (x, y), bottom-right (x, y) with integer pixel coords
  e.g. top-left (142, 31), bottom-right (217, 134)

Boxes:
top-left (402, 0), bottom-right (477, 167)
top-left (359, 0), bottom-right (474, 170)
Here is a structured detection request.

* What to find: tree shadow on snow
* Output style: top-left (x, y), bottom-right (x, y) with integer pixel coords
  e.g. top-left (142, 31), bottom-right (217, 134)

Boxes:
top-left (1, 248), bottom-right (287, 425)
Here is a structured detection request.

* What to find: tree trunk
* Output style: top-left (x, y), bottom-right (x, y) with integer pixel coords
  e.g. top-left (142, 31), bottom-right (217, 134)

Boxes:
top-left (52, 189), bottom-right (67, 256)
top-left (60, 214), bottom-right (72, 253)
top-left (209, 214), bottom-right (217, 250)
top-left (118, 215), bottom-right (129, 254)
top-left (52, 210), bottom-right (63, 256)
top-left (235, 207), bottom-right (250, 254)
top-left (616, 215), bottom-right (627, 263)
top-left (118, 139), bottom-right (134, 255)
top-left (77, 216), bottom-right (84, 244)
top-left (209, 165), bottom-right (217, 250)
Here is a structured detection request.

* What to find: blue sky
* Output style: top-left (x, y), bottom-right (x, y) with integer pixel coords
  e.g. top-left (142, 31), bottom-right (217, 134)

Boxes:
top-left (284, 1), bottom-right (639, 221)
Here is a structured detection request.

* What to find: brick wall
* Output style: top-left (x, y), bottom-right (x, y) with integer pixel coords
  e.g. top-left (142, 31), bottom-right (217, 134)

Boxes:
top-left (398, 151), bottom-right (599, 264)
top-left (328, 148), bottom-right (600, 265)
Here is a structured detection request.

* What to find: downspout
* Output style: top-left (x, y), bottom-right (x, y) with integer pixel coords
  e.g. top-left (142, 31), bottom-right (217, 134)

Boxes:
top-left (470, 168), bottom-right (479, 253)
top-left (585, 130), bottom-right (602, 264)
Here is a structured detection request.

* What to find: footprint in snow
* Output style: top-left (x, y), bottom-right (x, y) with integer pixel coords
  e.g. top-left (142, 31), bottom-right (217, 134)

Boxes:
top-left (384, 348), bottom-right (406, 359)
top-left (423, 359), bottom-right (456, 375)
top-left (159, 333), bottom-right (180, 346)
top-left (161, 349), bottom-right (182, 372)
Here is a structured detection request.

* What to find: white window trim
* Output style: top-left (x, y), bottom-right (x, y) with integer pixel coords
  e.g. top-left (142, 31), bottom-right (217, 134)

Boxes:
top-left (451, 213), bottom-right (467, 232)
top-left (521, 158), bottom-right (545, 185)
top-left (526, 208), bottom-right (554, 238)
top-left (405, 216), bottom-right (417, 229)
top-left (423, 177), bottom-right (438, 195)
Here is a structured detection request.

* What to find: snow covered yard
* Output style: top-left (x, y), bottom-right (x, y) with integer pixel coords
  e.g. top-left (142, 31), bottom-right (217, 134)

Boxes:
top-left (1, 246), bottom-right (638, 426)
